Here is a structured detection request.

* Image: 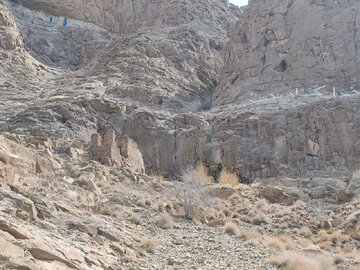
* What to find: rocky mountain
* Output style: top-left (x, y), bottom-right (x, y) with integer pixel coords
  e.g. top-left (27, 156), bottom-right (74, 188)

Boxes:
top-left (2, 0), bottom-right (360, 181)
top-left (1, 0), bottom-right (360, 269)
top-left (215, 0), bottom-right (360, 104)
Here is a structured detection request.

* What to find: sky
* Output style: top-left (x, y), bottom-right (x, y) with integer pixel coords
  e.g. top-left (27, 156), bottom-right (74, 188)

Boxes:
top-left (229, 0), bottom-right (248, 7)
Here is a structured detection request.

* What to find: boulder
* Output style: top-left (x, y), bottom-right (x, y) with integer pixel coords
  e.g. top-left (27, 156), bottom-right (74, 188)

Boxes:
top-left (258, 186), bottom-right (298, 206)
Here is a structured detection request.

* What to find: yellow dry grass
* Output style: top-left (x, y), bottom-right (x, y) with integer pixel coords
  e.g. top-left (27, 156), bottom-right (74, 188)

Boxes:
top-left (219, 169), bottom-right (239, 187)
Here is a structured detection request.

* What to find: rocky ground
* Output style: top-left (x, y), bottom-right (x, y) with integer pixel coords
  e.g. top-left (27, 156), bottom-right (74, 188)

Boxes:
top-left (0, 132), bottom-right (359, 269)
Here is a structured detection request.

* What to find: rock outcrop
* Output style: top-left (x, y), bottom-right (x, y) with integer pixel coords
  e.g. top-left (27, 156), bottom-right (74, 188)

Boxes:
top-left (214, 0), bottom-right (360, 105)
top-left (3, 0), bottom-right (360, 182)
top-left (90, 129), bottom-right (145, 173)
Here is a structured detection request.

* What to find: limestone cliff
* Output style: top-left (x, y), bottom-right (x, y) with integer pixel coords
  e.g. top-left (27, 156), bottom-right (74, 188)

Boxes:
top-left (3, 0), bottom-right (360, 181)
top-left (214, 0), bottom-right (360, 105)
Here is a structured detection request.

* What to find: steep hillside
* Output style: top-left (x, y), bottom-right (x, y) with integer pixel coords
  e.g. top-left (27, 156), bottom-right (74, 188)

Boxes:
top-left (1, 1), bottom-right (360, 270)
top-left (214, 0), bottom-right (360, 104)
top-left (2, 0), bottom-right (360, 180)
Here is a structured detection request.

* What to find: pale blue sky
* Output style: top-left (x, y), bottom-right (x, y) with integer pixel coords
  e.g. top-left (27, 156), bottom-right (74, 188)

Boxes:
top-left (229, 0), bottom-right (248, 6)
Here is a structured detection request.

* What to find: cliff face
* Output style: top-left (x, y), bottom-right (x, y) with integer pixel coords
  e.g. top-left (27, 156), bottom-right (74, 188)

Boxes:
top-left (7, 0), bottom-right (238, 110)
top-left (3, 0), bottom-right (360, 181)
top-left (12, 0), bottom-right (237, 34)
top-left (214, 0), bottom-right (360, 105)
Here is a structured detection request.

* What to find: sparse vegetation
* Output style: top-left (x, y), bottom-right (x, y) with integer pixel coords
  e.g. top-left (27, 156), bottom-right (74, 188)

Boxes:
top-left (158, 213), bottom-right (174, 229)
top-left (194, 164), bottom-right (213, 183)
top-left (269, 251), bottom-right (336, 270)
top-left (255, 199), bottom-right (269, 211)
top-left (251, 211), bottom-right (268, 225)
top-left (141, 238), bottom-right (156, 253)
top-left (153, 174), bottom-right (165, 182)
top-left (130, 213), bottom-right (142, 225)
top-left (170, 167), bottom-right (212, 220)
top-left (62, 161), bottom-right (79, 178)
top-left (224, 222), bottom-right (239, 236)
top-left (299, 226), bottom-right (312, 238)
top-left (218, 169), bottom-right (239, 187)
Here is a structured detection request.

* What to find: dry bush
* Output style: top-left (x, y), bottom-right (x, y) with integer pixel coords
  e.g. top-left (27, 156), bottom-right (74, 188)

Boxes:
top-left (224, 222), bottom-right (239, 236)
top-left (264, 235), bottom-right (295, 254)
top-left (316, 229), bottom-right (329, 243)
top-left (130, 213), bottom-right (141, 225)
top-left (238, 227), bottom-right (258, 240)
top-left (328, 230), bottom-right (342, 244)
top-left (315, 229), bottom-right (344, 250)
top-left (194, 163), bottom-right (213, 183)
top-left (255, 199), bottom-right (269, 211)
top-left (141, 238), bottom-right (156, 253)
top-left (136, 197), bottom-right (146, 207)
top-left (158, 213), bottom-right (174, 229)
top-left (264, 237), bottom-right (286, 253)
top-left (170, 167), bottom-right (212, 220)
top-left (219, 169), bottom-right (239, 187)
top-left (299, 226), bottom-right (312, 238)
top-left (153, 174), bottom-right (165, 182)
top-left (62, 162), bottom-right (79, 178)
top-left (269, 251), bottom-right (336, 270)
top-left (251, 211), bottom-right (268, 225)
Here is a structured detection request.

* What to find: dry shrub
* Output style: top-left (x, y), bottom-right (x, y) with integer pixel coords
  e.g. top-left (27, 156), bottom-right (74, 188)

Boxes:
top-left (299, 226), bottom-right (312, 238)
top-left (238, 227), bottom-right (258, 240)
top-left (269, 251), bottom-right (336, 270)
top-left (170, 167), bottom-right (212, 220)
top-left (136, 197), bottom-right (146, 207)
top-left (264, 237), bottom-right (286, 253)
top-left (315, 229), bottom-right (344, 250)
top-left (224, 222), bottom-right (239, 236)
top-left (130, 213), bottom-right (141, 225)
top-left (255, 199), bottom-right (269, 211)
top-left (328, 230), bottom-right (342, 244)
top-left (316, 229), bottom-right (329, 243)
top-left (194, 163), bottom-right (213, 183)
top-left (251, 211), bottom-right (268, 225)
top-left (153, 174), bottom-right (165, 182)
top-left (62, 162), bottom-right (79, 178)
top-left (141, 238), bottom-right (156, 253)
top-left (264, 235), bottom-right (294, 254)
top-left (219, 169), bottom-right (239, 187)
top-left (318, 241), bottom-right (333, 251)
top-left (158, 213), bottom-right (173, 229)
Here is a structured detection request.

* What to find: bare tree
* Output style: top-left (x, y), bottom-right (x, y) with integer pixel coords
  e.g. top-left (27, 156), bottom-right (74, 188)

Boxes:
top-left (171, 168), bottom-right (212, 220)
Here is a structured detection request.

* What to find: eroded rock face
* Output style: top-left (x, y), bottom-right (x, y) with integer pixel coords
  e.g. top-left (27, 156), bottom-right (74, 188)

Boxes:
top-left (214, 0), bottom-right (360, 105)
top-left (3, 0), bottom-right (360, 182)
top-left (90, 129), bottom-right (145, 174)
top-left (11, 0), bottom-right (237, 34)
